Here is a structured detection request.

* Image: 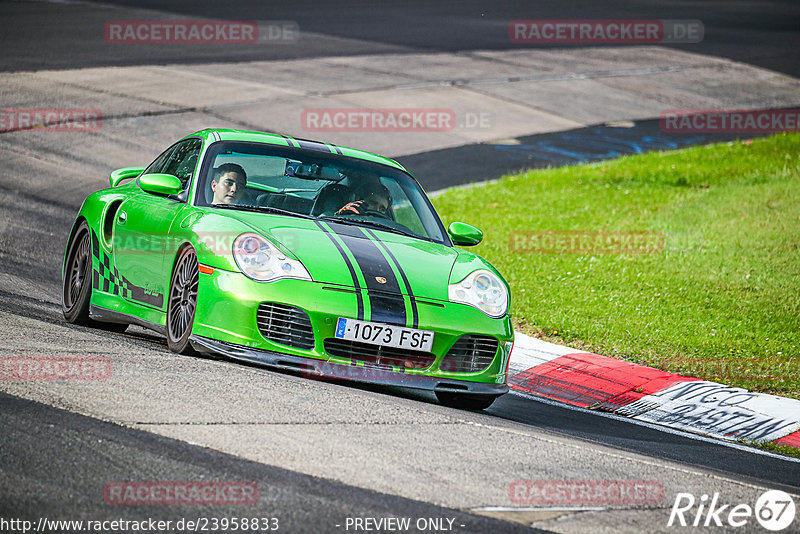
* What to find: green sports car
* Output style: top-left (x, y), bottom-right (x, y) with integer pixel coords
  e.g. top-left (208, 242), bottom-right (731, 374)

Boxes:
top-left (62, 129), bottom-right (513, 409)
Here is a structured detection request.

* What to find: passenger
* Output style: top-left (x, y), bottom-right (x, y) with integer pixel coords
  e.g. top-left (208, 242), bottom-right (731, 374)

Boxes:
top-left (210, 163), bottom-right (247, 205)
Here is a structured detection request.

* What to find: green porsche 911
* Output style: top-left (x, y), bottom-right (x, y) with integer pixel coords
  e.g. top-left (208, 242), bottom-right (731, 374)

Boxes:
top-left (62, 129), bottom-right (513, 409)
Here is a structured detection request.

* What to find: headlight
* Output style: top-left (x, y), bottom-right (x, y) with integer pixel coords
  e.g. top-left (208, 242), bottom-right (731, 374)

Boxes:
top-left (232, 233), bottom-right (311, 282)
top-left (448, 269), bottom-right (508, 318)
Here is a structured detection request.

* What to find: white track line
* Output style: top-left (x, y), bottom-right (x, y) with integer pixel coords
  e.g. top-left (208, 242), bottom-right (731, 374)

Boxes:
top-left (509, 390), bottom-right (800, 464)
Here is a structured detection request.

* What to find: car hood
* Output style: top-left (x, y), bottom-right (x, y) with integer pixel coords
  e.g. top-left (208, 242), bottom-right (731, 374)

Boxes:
top-left (226, 213), bottom-right (460, 301)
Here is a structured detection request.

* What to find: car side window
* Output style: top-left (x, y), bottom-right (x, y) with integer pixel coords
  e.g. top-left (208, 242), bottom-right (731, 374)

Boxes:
top-left (162, 138), bottom-right (203, 190)
top-left (142, 145), bottom-right (177, 176)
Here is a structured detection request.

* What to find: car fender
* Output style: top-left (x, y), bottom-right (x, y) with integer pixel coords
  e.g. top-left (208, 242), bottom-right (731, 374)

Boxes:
top-left (174, 210), bottom-right (306, 274)
top-left (64, 188), bottom-right (130, 274)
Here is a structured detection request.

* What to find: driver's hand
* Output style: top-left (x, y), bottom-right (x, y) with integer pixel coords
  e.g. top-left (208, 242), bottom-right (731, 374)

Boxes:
top-left (337, 200), bottom-right (363, 215)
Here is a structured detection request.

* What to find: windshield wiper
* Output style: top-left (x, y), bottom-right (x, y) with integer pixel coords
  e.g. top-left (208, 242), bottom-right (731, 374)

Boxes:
top-left (319, 216), bottom-right (430, 241)
top-left (209, 204), bottom-right (313, 219)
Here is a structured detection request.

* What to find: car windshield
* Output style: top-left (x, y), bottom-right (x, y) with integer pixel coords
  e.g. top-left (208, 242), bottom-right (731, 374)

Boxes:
top-left (196, 141), bottom-right (448, 243)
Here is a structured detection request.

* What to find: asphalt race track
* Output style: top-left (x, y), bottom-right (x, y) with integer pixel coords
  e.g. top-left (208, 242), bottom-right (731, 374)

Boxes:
top-left (1, 1), bottom-right (800, 533)
top-left (0, 394), bottom-right (543, 534)
top-left (3, 0), bottom-right (799, 76)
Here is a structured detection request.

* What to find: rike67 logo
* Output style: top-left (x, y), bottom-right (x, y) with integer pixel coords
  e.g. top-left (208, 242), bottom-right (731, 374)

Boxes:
top-left (668, 490), bottom-right (796, 531)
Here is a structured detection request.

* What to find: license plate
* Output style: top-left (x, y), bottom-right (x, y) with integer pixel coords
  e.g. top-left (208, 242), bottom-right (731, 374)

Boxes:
top-left (335, 318), bottom-right (434, 352)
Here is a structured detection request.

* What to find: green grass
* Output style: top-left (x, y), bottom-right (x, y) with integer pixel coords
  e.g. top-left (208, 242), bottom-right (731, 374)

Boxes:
top-left (738, 438), bottom-right (800, 459)
top-left (434, 133), bottom-right (800, 399)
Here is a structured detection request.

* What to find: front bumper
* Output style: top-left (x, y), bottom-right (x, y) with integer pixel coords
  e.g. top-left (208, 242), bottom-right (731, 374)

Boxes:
top-left (192, 268), bottom-right (513, 387)
top-left (190, 335), bottom-right (510, 396)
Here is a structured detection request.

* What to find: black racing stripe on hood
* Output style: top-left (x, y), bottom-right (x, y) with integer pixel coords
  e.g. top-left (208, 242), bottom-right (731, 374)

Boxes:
top-left (296, 139), bottom-right (335, 153)
top-left (279, 134), bottom-right (300, 148)
top-left (315, 221), bottom-right (364, 320)
top-left (365, 228), bottom-right (419, 328)
top-left (325, 221), bottom-right (406, 327)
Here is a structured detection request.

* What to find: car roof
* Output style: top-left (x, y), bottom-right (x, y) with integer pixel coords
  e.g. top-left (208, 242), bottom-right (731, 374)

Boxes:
top-left (186, 128), bottom-right (407, 172)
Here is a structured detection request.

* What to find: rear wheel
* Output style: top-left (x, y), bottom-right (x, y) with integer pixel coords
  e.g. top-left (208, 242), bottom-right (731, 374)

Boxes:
top-left (167, 247), bottom-right (199, 354)
top-left (63, 222), bottom-right (93, 324)
top-left (435, 392), bottom-right (498, 411)
top-left (62, 221), bottom-right (128, 332)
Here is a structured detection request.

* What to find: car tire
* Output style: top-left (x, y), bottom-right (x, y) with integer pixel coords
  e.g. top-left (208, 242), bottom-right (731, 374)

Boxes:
top-left (63, 221), bottom-right (129, 332)
top-left (63, 221), bottom-right (94, 324)
top-left (167, 246), bottom-right (199, 355)
top-left (435, 392), bottom-right (498, 411)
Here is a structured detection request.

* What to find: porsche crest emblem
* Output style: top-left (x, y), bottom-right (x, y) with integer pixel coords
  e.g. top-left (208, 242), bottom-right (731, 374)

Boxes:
top-left (375, 276), bottom-right (387, 284)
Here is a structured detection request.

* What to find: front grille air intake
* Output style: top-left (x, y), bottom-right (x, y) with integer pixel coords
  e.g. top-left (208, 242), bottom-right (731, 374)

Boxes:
top-left (440, 335), bottom-right (499, 373)
top-left (323, 339), bottom-right (436, 370)
top-left (256, 303), bottom-right (314, 349)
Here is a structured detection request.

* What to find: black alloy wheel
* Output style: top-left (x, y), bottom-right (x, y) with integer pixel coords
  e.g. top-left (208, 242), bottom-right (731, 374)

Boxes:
top-left (167, 247), bottom-right (199, 354)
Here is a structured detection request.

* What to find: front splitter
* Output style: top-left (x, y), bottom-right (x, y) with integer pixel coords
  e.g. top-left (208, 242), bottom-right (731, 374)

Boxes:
top-left (189, 335), bottom-right (509, 397)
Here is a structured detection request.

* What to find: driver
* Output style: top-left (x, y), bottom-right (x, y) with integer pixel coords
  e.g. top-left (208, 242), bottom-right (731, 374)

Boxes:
top-left (337, 182), bottom-right (392, 216)
top-left (211, 163), bottom-right (247, 205)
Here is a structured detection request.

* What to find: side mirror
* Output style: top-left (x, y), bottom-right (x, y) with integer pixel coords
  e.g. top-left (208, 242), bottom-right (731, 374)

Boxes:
top-left (447, 222), bottom-right (483, 246)
top-left (139, 173), bottom-right (182, 196)
top-left (110, 167), bottom-right (145, 188)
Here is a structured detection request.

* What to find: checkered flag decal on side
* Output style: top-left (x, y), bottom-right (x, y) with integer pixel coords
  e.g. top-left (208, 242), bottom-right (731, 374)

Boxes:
top-left (90, 228), bottom-right (161, 306)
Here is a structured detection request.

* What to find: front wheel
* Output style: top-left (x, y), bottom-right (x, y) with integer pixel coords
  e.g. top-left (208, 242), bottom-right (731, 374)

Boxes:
top-left (435, 392), bottom-right (499, 411)
top-left (166, 247), bottom-right (199, 354)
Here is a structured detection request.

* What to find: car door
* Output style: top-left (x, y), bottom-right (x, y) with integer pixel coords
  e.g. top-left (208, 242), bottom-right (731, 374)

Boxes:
top-left (112, 138), bottom-right (202, 310)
